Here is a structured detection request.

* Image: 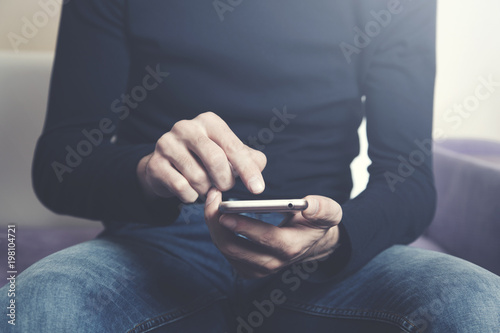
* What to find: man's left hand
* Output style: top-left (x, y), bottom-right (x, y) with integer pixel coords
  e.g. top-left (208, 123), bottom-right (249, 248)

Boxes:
top-left (204, 188), bottom-right (342, 279)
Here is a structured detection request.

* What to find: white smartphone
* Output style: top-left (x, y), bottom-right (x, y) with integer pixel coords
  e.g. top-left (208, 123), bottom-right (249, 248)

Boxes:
top-left (218, 199), bottom-right (308, 214)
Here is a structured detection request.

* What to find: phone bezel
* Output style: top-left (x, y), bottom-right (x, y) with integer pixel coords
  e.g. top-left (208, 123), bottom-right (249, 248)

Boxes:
top-left (218, 199), bottom-right (308, 213)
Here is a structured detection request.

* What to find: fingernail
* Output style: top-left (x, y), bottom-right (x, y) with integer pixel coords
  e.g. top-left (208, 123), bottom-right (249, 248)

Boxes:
top-left (220, 216), bottom-right (237, 230)
top-left (248, 176), bottom-right (265, 194)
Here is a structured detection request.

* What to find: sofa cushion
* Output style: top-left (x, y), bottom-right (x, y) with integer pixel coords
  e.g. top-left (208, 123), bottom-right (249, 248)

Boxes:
top-left (427, 139), bottom-right (500, 275)
top-left (0, 226), bottom-right (102, 287)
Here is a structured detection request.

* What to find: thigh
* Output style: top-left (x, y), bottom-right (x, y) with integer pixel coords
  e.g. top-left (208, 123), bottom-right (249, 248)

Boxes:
top-left (247, 245), bottom-right (500, 333)
top-left (0, 210), bottom-right (235, 332)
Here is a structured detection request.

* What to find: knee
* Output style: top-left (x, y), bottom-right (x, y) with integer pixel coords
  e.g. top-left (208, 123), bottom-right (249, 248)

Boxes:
top-left (20, 239), bottom-right (136, 302)
top-left (397, 248), bottom-right (500, 332)
top-left (406, 278), bottom-right (500, 332)
top-left (5, 240), bottom-right (137, 331)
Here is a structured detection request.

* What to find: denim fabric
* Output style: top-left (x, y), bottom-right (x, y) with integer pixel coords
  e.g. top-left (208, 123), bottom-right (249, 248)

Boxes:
top-left (2, 204), bottom-right (499, 332)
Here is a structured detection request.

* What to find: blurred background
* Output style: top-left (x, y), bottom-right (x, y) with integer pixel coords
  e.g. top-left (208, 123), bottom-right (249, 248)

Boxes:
top-left (0, 1), bottom-right (499, 281)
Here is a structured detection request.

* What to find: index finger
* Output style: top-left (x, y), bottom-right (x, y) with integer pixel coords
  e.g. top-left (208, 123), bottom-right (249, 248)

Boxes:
top-left (200, 112), bottom-right (266, 194)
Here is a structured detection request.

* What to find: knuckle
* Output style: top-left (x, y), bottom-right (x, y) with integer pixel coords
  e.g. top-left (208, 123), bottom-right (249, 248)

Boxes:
top-left (216, 177), bottom-right (235, 192)
top-left (175, 154), bottom-right (193, 170)
top-left (156, 133), bottom-right (175, 154)
top-left (206, 154), bottom-right (227, 172)
top-left (188, 172), bottom-right (210, 191)
top-left (260, 230), bottom-right (282, 248)
top-left (194, 134), bottom-right (211, 147)
top-left (203, 111), bottom-right (219, 120)
top-left (197, 111), bottom-right (219, 124)
top-left (257, 231), bottom-right (274, 248)
top-left (171, 119), bottom-right (192, 135)
top-left (188, 170), bottom-right (206, 186)
top-left (225, 140), bottom-right (246, 156)
top-left (145, 154), bottom-right (159, 173)
top-left (283, 243), bottom-right (303, 260)
top-left (145, 155), bottom-right (164, 179)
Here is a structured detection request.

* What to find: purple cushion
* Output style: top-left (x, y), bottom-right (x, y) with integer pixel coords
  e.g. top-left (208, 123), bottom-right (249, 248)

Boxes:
top-left (0, 227), bottom-right (102, 287)
top-left (409, 235), bottom-right (447, 253)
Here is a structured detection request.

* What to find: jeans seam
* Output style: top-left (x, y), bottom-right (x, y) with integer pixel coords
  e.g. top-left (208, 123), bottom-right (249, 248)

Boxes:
top-left (126, 293), bottom-right (227, 333)
top-left (280, 300), bottom-right (420, 333)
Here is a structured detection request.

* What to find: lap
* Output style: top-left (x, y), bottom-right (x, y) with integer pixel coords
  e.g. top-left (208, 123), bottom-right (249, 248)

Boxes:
top-left (2, 204), bottom-right (499, 332)
top-left (258, 245), bottom-right (500, 333)
top-left (0, 210), bottom-right (234, 332)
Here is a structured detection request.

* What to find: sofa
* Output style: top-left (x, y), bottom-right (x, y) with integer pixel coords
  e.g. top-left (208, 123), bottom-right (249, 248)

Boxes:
top-left (0, 51), bottom-right (498, 287)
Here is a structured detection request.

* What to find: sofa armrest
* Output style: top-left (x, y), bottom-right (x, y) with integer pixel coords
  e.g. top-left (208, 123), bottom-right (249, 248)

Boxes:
top-left (427, 139), bottom-right (500, 275)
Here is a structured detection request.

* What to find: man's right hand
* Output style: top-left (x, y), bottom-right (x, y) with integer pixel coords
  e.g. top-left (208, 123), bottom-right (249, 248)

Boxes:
top-left (136, 112), bottom-right (267, 203)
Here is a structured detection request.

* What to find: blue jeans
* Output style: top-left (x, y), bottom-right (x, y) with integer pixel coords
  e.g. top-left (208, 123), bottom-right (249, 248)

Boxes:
top-left (2, 204), bottom-right (500, 332)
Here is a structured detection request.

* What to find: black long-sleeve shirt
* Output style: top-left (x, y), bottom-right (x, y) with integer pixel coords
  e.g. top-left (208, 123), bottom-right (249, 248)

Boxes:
top-left (33, 0), bottom-right (437, 280)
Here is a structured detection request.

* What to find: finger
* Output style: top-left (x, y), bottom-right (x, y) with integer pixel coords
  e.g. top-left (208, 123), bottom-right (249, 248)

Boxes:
top-left (225, 147), bottom-right (266, 195)
top-left (204, 188), bottom-right (244, 246)
top-left (170, 117), bottom-right (234, 192)
top-left (157, 147), bottom-right (212, 198)
top-left (145, 154), bottom-right (198, 203)
top-left (158, 130), bottom-right (220, 195)
top-left (306, 226), bottom-right (341, 261)
top-left (227, 149), bottom-right (267, 176)
top-left (249, 148), bottom-right (267, 172)
top-left (300, 195), bottom-right (343, 229)
top-left (204, 194), bottom-right (267, 259)
top-left (166, 147), bottom-right (214, 197)
top-left (198, 112), bottom-right (266, 194)
top-left (185, 135), bottom-right (235, 191)
top-left (205, 193), bottom-right (285, 271)
top-left (219, 214), bottom-right (306, 260)
top-left (223, 239), bottom-right (284, 278)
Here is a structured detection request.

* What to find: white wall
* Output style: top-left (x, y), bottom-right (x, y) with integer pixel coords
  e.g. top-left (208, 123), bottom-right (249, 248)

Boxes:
top-left (0, 0), bottom-right (61, 53)
top-left (434, 0), bottom-right (500, 143)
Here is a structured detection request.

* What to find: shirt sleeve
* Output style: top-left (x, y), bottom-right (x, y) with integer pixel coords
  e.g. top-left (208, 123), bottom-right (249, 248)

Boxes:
top-left (314, 0), bottom-right (438, 282)
top-left (32, 0), bottom-right (181, 224)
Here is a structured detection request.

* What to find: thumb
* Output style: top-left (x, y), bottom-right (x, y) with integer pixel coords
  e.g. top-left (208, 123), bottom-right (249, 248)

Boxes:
top-left (301, 195), bottom-right (343, 229)
top-left (204, 187), bottom-right (222, 222)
